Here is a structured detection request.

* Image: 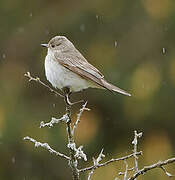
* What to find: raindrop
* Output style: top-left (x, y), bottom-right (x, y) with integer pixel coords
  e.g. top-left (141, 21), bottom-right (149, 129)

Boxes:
top-left (162, 47), bottom-right (166, 54)
top-left (80, 24), bottom-right (85, 32)
top-left (95, 14), bottom-right (103, 21)
top-left (29, 13), bottom-right (33, 17)
top-left (2, 54), bottom-right (6, 59)
top-left (12, 157), bottom-right (15, 164)
top-left (114, 41), bottom-right (118, 48)
top-left (53, 104), bottom-right (55, 108)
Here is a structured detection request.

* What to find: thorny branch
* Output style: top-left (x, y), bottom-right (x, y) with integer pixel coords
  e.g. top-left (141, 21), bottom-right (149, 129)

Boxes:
top-left (128, 157), bottom-right (175, 180)
top-left (87, 149), bottom-right (105, 180)
top-left (117, 130), bottom-right (175, 180)
top-left (23, 136), bottom-right (70, 160)
top-left (123, 160), bottom-right (129, 180)
top-left (72, 101), bottom-right (90, 134)
top-left (65, 101), bottom-right (80, 180)
top-left (40, 114), bottom-right (69, 128)
top-left (132, 131), bottom-right (142, 180)
top-left (24, 72), bottom-right (175, 180)
top-left (24, 72), bottom-right (64, 97)
top-left (79, 151), bottom-right (142, 173)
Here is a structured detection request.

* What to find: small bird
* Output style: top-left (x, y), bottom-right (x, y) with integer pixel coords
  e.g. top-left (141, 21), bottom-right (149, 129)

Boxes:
top-left (41, 36), bottom-right (131, 103)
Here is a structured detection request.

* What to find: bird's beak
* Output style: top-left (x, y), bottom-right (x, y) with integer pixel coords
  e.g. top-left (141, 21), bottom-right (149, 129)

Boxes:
top-left (41, 43), bottom-right (49, 48)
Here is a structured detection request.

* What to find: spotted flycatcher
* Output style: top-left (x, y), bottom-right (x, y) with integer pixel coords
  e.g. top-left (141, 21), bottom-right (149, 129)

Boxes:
top-left (41, 36), bottom-right (131, 102)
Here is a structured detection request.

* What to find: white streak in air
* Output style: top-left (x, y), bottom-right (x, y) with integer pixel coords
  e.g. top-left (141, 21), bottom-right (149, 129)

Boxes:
top-left (114, 41), bottom-right (118, 48)
top-left (80, 24), bottom-right (85, 32)
top-left (162, 47), bottom-right (166, 54)
top-left (2, 54), bottom-right (6, 59)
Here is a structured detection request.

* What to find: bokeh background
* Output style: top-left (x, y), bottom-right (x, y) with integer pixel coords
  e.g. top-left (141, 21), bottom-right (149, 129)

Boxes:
top-left (0, 0), bottom-right (175, 179)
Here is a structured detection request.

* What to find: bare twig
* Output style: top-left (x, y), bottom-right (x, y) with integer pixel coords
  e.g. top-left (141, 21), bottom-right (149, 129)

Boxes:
top-left (24, 71), bottom-right (175, 180)
top-left (74, 145), bottom-right (87, 161)
top-left (23, 136), bottom-right (70, 160)
top-left (116, 131), bottom-right (143, 180)
top-left (132, 130), bottom-right (142, 180)
top-left (65, 102), bottom-right (80, 180)
top-left (72, 101), bottom-right (90, 134)
top-left (123, 160), bottom-right (129, 180)
top-left (87, 149), bottom-right (105, 180)
top-left (118, 167), bottom-right (134, 176)
top-left (114, 178), bottom-right (121, 180)
top-left (128, 157), bottom-right (175, 180)
top-left (160, 166), bottom-right (174, 177)
top-left (24, 72), bottom-right (82, 180)
top-left (79, 151), bottom-right (142, 173)
top-left (40, 114), bottom-right (69, 128)
top-left (24, 72), bottom-right (64, 97)
top-left (87, 167), bottom-right (95, 180)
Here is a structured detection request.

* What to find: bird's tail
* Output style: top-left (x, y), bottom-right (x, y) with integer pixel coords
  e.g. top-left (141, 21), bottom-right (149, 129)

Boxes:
top-left (101, 79), bottom-right (131, 96)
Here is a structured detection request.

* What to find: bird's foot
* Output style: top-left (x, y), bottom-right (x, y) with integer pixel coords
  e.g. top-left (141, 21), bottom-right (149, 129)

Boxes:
top-left (62, 87), bottom-right (84, 106)
top-left (64, 94), bottom-right (84, 106)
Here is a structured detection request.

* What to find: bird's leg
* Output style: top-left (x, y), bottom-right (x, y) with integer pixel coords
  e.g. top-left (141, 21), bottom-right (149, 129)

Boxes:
top-left (62, 87), bottom-right (84, 106)
top-left (62, 87), bottom-right (72, 106)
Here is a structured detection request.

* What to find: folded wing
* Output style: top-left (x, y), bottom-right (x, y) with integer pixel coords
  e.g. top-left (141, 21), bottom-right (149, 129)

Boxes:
top-left (54, 50), bottom-right (131, 96)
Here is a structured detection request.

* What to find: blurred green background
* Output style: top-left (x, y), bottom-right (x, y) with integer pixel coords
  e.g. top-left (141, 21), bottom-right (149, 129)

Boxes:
top-left (0, 0), bottom-right (175, 179)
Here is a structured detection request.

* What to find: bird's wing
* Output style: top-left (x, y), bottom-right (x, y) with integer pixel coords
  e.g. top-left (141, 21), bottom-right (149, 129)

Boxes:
top-left (54, 50), bottom-right (131, 96)
top-left (54, 50), bottom-right (105, 86)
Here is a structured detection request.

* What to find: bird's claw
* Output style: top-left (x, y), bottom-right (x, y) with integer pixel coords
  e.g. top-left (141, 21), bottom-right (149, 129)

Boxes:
top-left (64, 94), bottom-right (84, 106)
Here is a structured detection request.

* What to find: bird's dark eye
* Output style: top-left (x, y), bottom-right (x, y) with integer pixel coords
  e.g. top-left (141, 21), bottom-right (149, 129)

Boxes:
top-left (51, 44), bottom-right (55, 48)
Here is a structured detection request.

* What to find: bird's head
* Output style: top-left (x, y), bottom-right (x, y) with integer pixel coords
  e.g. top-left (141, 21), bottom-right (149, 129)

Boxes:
top-left (41, 36), bottom-right (74, 52)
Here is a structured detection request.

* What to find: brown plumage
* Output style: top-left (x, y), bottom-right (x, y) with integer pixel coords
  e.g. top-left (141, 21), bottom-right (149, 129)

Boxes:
top-left (42, 36), bottom-right (131, 96)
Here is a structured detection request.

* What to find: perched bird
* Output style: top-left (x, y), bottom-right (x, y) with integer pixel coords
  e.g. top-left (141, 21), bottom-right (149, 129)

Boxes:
top-left (41, 36), bottom-right (131, 103)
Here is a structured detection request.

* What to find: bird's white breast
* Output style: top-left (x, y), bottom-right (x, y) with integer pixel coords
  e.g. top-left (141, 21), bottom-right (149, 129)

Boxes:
top-left (44, 53), bottom-right (95, 92)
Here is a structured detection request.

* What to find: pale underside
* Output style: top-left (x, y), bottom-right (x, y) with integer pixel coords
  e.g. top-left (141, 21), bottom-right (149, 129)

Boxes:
top-left (45, 54), bottom-right (100, 92)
